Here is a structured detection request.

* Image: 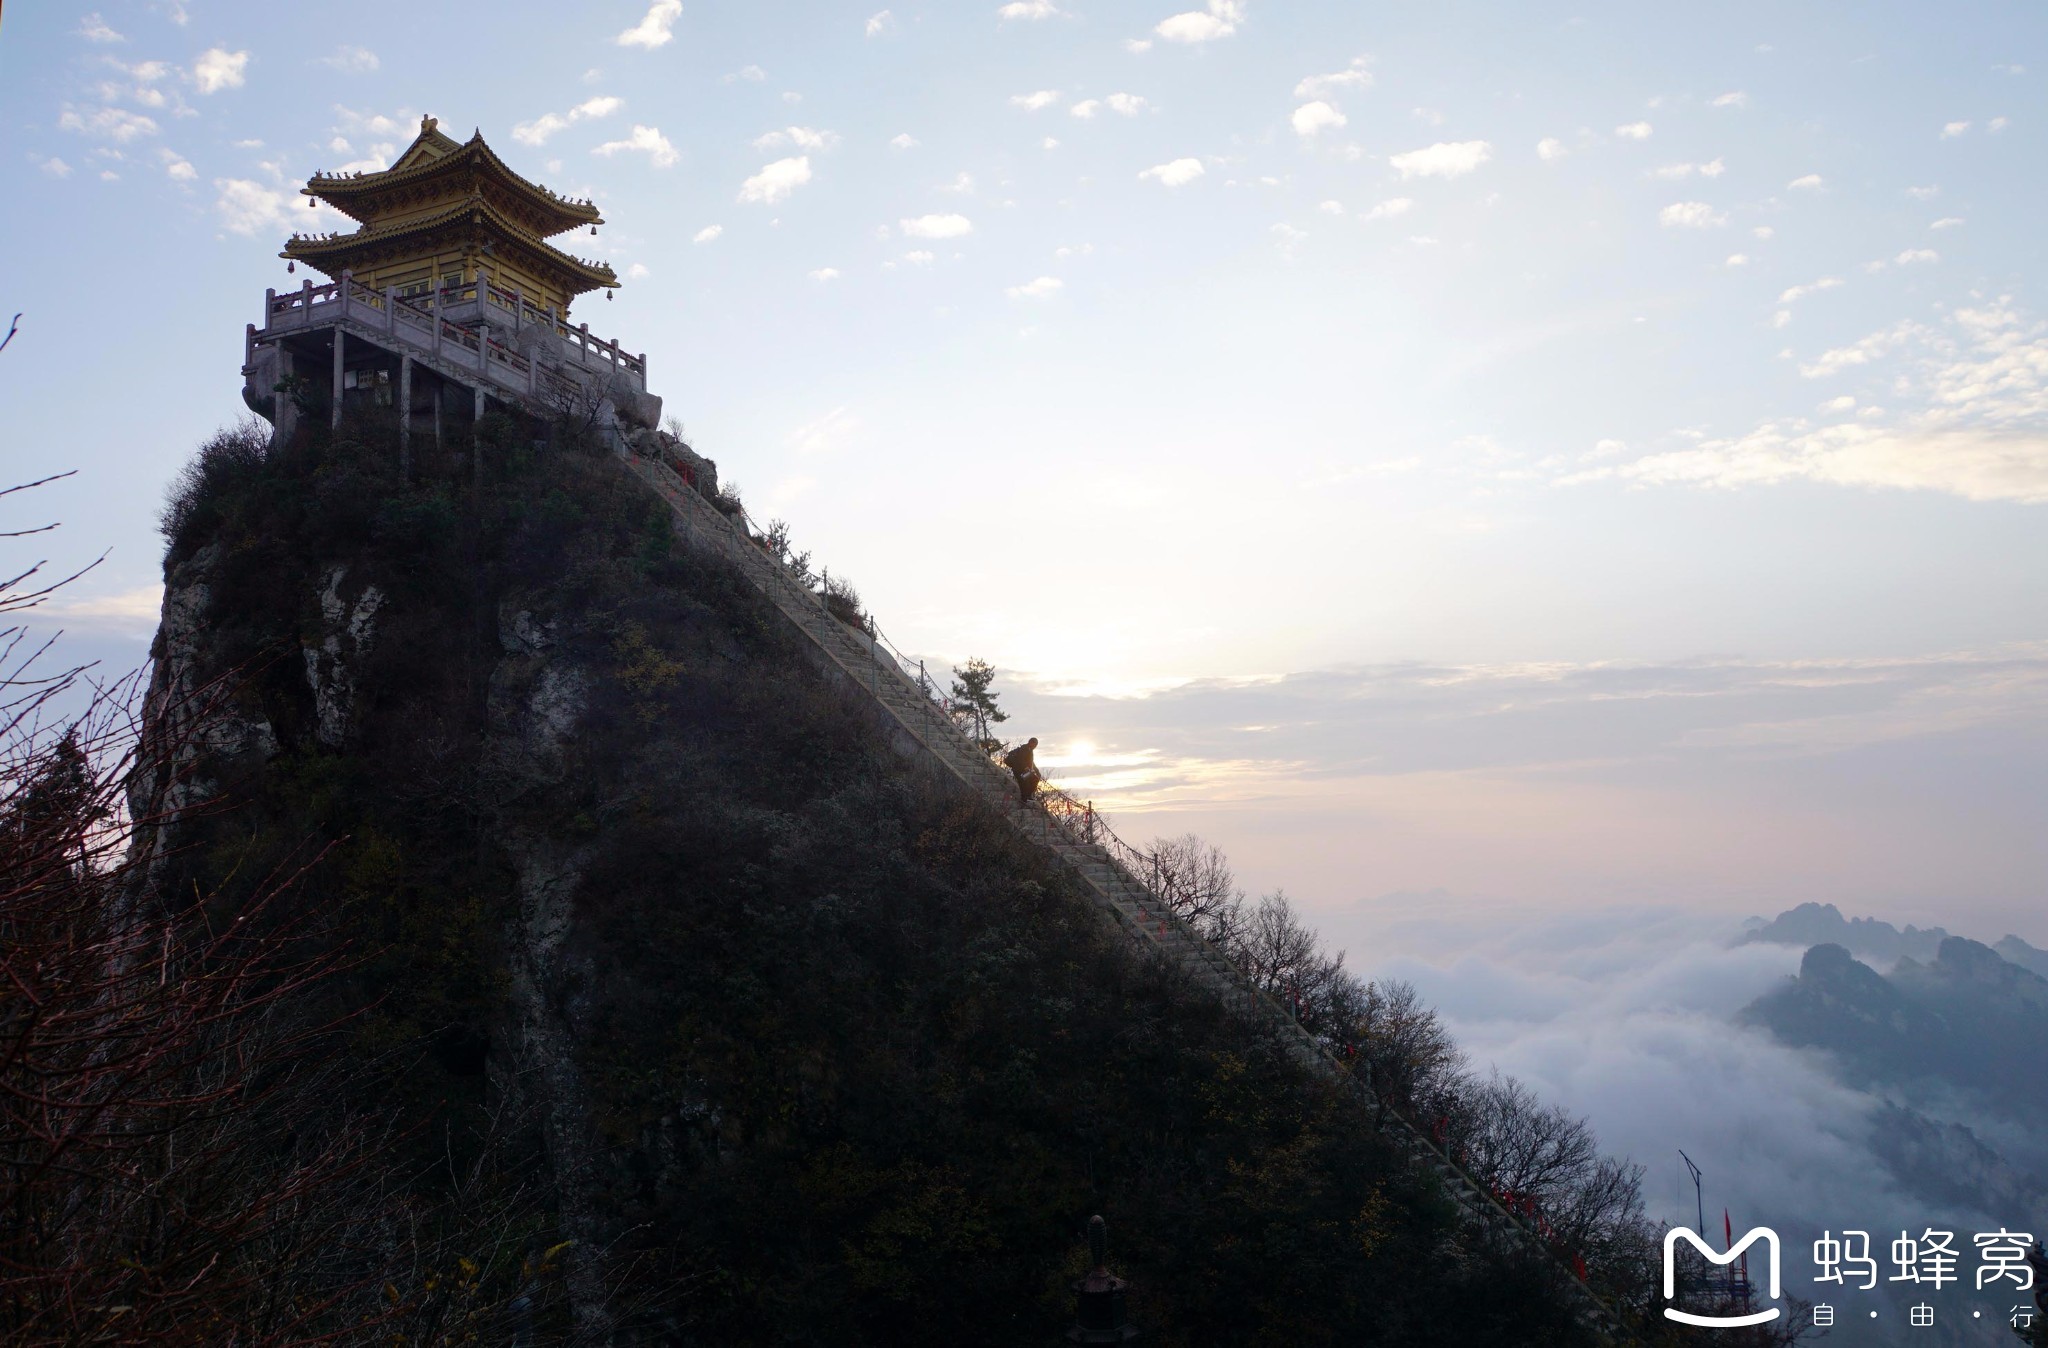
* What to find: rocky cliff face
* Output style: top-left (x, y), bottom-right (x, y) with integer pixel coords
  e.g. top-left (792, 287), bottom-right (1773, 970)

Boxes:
top-left (137, 416), bottom-right (1602, 1346)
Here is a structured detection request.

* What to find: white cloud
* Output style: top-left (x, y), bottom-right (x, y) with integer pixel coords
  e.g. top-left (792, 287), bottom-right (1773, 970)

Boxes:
top-left (1787, 173), bottom-right (1824, 190)
top-left (1772, 310), bottom-right (1794, 328)
top-left (1361, 196), bottom-right (1413, 221)
top-left (38, 156), bottom-right (74, 178)
top-left (517, 116), bottom-right (570, 146)
top-left (901, 249), bottom-right (934, 265)
top-left (890, 132), bottom-right (919, 150)
top-left (1778, 277), bottom-right (1842, 303)
top-left (938, 170), bottom-right (974, 193)
top-left (1614, 120), bottom-right (1653, 140)
top-left (1753, 225), bottom-right (1775, 239)
top-left (998, 0), bottom-right (1061, 17)
top-left (1989, 116), bottom-right (2010, 132)
top-left (212, 177), bottom-right (292, 235)
top-left (1070, 99), bottom-right (1100, 119)
top-left (1658, 200), bottom-right (1726, 228)
top-left (737, 155), bottom-right (810, 202)
top-left (1293, 56), bottom-right (1372, 99)
top-left (1138, 157), bottom-right (1204, 186)
top-left (1799, 322), bottom-right (1918, 378)
top-left (594, 124), bottom-right (678, 167)
top-left (692, 224), bottom-right (722, 243)
top-left (78, 12), bottom-right (123, 42)
top-left (159, 147), bottom-right (196, 180)
top-left (808, 267), bottom-right (839, 281)
top-left (1123, 38), bottom-right (1153, 53)
top-left (59, 106), bottom-right (158, 142)
top-left (333, 106), bottom-right (405, 138)
top-left (1388, 140), bottom-right (1492, 179)
top-left (1896, 248), bottom-right (1939, 265)
top-left (1041, 137), bottom-right (1059, 150)
top-left (1006, 275), bottom-right (1064, 299)
top-left (1291, 101), bottom-right (1347, 137)
top-left (514, 96), bottom-right (624, 146)
top-left (1906, 185), bottom-right (1940, 201)
top-left (1652, 158), bottom-right (1724, 180)
top-left (1319, 199), bottom-right (1345, 215)
top-left (1270, 222), bottom-right (1307, 253)
top-left (192, 48), bottom-right (249, 94)
top-left (900, 212), bottom-right (973, 238)
top-left (320, 45), bottom-right (379, 74)
top-left (617, 0), bottom-right (683, 49)
top-left (1566, 304), bottom-right (2048, 503)
top-left (1711, 90), bottom-right (1748, 108)
top-left (50, 584), bottom-right (163, 628)
top-left (753, 125), bottom-right (840, 152)
top-left (1536, 137), bottom-right (1567, 162)
top-left (1725, 254), bottom-right (1750, 268)
top-left (1821, 395), bottom-right (1857, 412)
top-left (1010, 90), bottom-right (1060, 112)
top-left (1596, 423), bottom-right (2048, 504)
top-left (723, 64), bottom-right (766, 83)
top-left (1154, 0), bottom-right (1244, 44)
top-left (1930, 217), bottom-right (1964, 230)
top-left (1105, 92), bottom-right (1150, 115)
top-left (865, 9), bottom-right (893, 36)
top-left (626, 262), bottom-right (651, 279)
top-left (1941, 120), bottom-right (1971, 138)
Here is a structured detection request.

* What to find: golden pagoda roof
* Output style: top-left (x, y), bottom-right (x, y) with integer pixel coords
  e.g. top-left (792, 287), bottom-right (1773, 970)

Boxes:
top-left (282, 193), bottom-right (620, 297)
top-left (303, 115), bottom-right (603, 238)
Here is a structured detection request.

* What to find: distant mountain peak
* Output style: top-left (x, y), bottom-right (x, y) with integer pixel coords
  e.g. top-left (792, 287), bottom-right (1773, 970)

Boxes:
top-left (1741, 903), bottom-right (1951, 964)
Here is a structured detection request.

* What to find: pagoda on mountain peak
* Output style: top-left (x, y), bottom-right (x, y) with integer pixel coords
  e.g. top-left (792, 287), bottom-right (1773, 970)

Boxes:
top-left (283, 114), bottom-right (618, 317)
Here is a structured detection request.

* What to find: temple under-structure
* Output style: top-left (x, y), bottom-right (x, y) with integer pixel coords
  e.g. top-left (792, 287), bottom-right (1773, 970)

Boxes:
top-left (243, 115), bottom-right (700, 477)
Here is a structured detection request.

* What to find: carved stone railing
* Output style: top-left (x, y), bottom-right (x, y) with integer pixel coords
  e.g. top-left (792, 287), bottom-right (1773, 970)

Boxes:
top-left (257, 272), bottom-right (645, 389)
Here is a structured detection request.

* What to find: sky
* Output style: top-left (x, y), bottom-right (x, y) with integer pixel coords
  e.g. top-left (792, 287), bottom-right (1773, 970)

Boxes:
top-left (3, 0), bottom-right (2045, 939)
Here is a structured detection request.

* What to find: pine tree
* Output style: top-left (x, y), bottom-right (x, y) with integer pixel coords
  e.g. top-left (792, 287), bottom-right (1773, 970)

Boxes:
top-left (948, 658), bottom-right (1007, 752)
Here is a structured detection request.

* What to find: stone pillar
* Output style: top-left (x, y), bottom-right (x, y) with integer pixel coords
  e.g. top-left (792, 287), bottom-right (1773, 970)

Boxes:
top-left (399, 355), bottom-right (413, 476)
top-left (263, 287), bottom-right (276, 330)
top-left (473, 386), bottom-right (487, 486)
top-left (275, 350), bottom-right (299, 443)
top-left (578, 322), bottom-right (590, 368)
top-left (244, 323), bottom-right (256, 370)
top-left (385, 285), bottom-right (398, 335)
top-left (338, 269), bottom-right (352, 319)
top-left (479, 321), bottom-right (491, 378)
top-left (331, 328), bottom-right (344, 429)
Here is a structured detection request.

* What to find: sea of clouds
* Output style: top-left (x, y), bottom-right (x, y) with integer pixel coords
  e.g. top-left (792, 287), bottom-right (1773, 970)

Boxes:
top-left (1321, 892), bottom-right (2036, 1343)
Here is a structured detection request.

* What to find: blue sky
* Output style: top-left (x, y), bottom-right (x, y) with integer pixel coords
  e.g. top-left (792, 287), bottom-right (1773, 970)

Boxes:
top-left (4, 0), bottom-right (2045, 936)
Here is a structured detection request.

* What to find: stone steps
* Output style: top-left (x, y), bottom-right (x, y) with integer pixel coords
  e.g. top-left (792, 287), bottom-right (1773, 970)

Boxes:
top-left (625, 453), bottom-right (1633, 1345)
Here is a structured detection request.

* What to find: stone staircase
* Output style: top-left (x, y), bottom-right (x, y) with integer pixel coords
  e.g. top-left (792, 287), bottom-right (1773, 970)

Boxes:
top-left (626, 452), bottom-right (1635, 1344)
